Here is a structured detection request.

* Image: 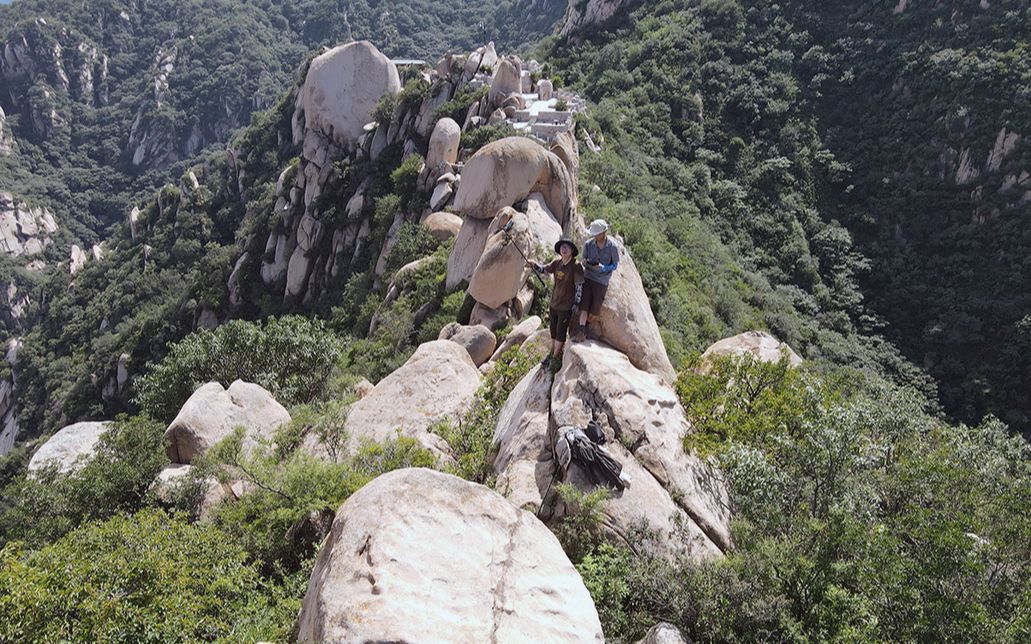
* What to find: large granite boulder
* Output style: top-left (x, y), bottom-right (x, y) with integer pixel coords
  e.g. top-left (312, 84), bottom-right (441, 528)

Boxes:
top-left (150, 464), bottom-right (230, 520)
top-left (586, 239), bottom-right (677, 384)
top-left (452, 137), bottom-right (575, 227)
top-left (637, 622), bottom-right (692, 644)
top-left (699, 330), bottom-right (803, 371)
top-left (438, 322), bottom-right (497, 366)
top-left (302, 41), bottom-right (401, 145)
top-left (539, 342), bottom-right (731, 560)
top-left (164, 380), bottom-right (291, 464)
top-left (27, 421), bottom-right (111, 474)
top-left (489, 57), bottom-right (522, 105)
top-left (296, 468), bottom-right (603, 642)
top-left (341, 340), bottom-right (481, 459)
top-left (467, 208), bottom-right (536, 309)
top-left (422, 117), bottom-right (461, 189)
top-left (493, 366), bottom-right (555, 510)
top-left (422, 211), bottom-right (462, 242)
top-left (446, 215), bottom-right (492, 289)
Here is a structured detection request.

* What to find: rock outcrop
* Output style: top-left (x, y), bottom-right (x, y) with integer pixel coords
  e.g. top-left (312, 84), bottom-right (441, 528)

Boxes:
top-left (421, 117), bottom-right (461, 190)
top-left (548, 342), bottom-right (731, 558)
top-left (338, 340), bottom-right (481, 460)
top-left (452, 137), bottom-right (576, 226)
top-left (421, 211), bottom-right (462, 241)
top-left (27, 421), bottom-right (111, 474)
top-left (560, 0), bottom-right (630, 38)
top-left (493, 366), bottom-right (555, 510)
top-left (151, 464), bottom-right (231, 520)
top-left (699, 330), bottom-right (803, 371)
top-left (637, 622), bottom-right (692, 644)
top-left (0, 193), bottom-right (58, 257)
top-left (438, 322), bottom-right (497, 366)
top-left (585, 239), bottom-right (677, 384)
top-left (164, 380), bottom-right (291, 464)
top-left (296, 468), bottom-right (603, 642)
top-left (302, 41), bottom-right (401, 146)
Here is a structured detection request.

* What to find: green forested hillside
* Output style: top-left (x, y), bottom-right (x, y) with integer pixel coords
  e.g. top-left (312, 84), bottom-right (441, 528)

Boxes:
top-left (544, 0), bottom-right (1031, 433)
top-left (0, 0), bottom-right (564, 237)
top-left (0, 0), bottom-right (1028, 641)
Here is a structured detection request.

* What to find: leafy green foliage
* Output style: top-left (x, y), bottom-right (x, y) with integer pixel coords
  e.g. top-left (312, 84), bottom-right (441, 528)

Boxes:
top-left (196, 424), bottom-right (436, 573)
top-left (433, 346), bottom-right (535, 483)
top-left (134, 316), bottom-right (342, 422)
top-left (578, 358), bottom-right (1031, 642)
top-left (551, 483), bottom-right (611, 563)
top-left (0, 415), bottom-right (167, 547)
top-left (0, 509), bottom-right (300, 642)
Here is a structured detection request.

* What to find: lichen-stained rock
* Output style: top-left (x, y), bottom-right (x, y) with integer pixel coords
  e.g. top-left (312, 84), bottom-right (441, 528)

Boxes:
top-left (164, 380), bottom-right (291, 464)
top-left (699, 330), bottom-right (803, 371)
top-left (585, 239), bottom-right (677, 384)
top-left (549, 341), bottom-right (732, 560)
top-left (302, 41), bottom-right (401, 146)
top-left (452, 137), bottom-right (575, 227)
top-left (493, 366), bottom-right (555, 510)
top-left (438, 322), bottom-right (497, 366)
top-left (342, 340), bottom-right (481, 459)
top-left (296, 468), bottom-right (603, 642)
top-left (27, 421), bottom-right (112, 474)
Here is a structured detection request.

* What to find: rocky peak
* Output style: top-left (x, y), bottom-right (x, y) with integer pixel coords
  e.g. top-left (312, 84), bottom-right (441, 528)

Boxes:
top-left (0, 192), bottom-right (58, 257)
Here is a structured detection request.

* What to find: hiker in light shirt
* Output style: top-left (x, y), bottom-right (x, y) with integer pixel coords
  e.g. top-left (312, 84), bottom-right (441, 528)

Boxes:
top-left (573, 218), bottom-right (618, 341)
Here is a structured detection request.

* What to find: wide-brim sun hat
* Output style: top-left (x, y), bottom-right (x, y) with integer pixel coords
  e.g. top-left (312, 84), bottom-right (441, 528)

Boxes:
top-left (586, 219), bottom-right (609, 237)
top-left (554, 238), bottom-right (578, 256)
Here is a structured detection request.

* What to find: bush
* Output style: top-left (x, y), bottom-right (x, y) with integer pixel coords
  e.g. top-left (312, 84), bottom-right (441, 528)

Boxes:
top-left (134, 316), bottom-right (343, 422)
top-left (433, 346), bottom-right (535, 483)
top-left (0, 415), bottom-right (167, 547)
top-left (0, 509), bottom-right (299, 642)
top-left (199, 425), bottom-right (436, 573)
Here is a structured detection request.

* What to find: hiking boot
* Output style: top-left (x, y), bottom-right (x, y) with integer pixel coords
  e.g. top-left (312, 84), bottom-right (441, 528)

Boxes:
top-left (571, 324), bottom-right (587, 342)
top-left (540, 355), bottom-right (553, 370)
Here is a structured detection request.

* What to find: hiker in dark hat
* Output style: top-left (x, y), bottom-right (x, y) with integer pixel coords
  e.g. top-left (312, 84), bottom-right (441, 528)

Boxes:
top-left (574, 218), bottom-right (618, 341)
top-left (528, 238), bottom-right (584, 370)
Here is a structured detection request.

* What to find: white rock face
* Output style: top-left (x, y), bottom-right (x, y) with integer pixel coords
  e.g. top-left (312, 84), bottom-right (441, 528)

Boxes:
top-left (586, 240), bottom-right (677, 384)
top-left (296, 468), bottom-right (604, 642)
top-left (699, 330), bottom-right (803, 371)
top-left (489, 57), bottom-right (522, 105)
top-left (302, 41), bottom-right (401, 146)
top-left (0, 192), bottom-right (58, 257)
top-left (342, 340), bottom-right (481, 459)
top-left (164, 380), bottom-right (291, 464)
top-left (452, 137), bottom-right (575, 226)
top-left (28, 421), bottom-right (112, 474)
top-left (538, 79), bottom-right (554, 101)
top-left (438, 322), bottom-right (497, 366)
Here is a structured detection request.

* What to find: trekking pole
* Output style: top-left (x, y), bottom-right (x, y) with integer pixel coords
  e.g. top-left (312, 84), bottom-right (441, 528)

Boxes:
top-left (500, 221), bottom-right (549, 292)
top-left (536, 467), bottom-right (561, 520)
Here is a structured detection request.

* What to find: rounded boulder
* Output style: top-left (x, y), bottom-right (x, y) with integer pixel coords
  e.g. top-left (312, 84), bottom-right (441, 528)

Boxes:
top-left (296, 468), bottom-right (603, 642)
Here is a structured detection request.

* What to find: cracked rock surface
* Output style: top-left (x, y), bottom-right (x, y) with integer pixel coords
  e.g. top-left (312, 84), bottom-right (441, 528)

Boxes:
top-left (297, 468), bottom-right (603, 642)
top-left (546, 341), bottom-right (732, 560)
